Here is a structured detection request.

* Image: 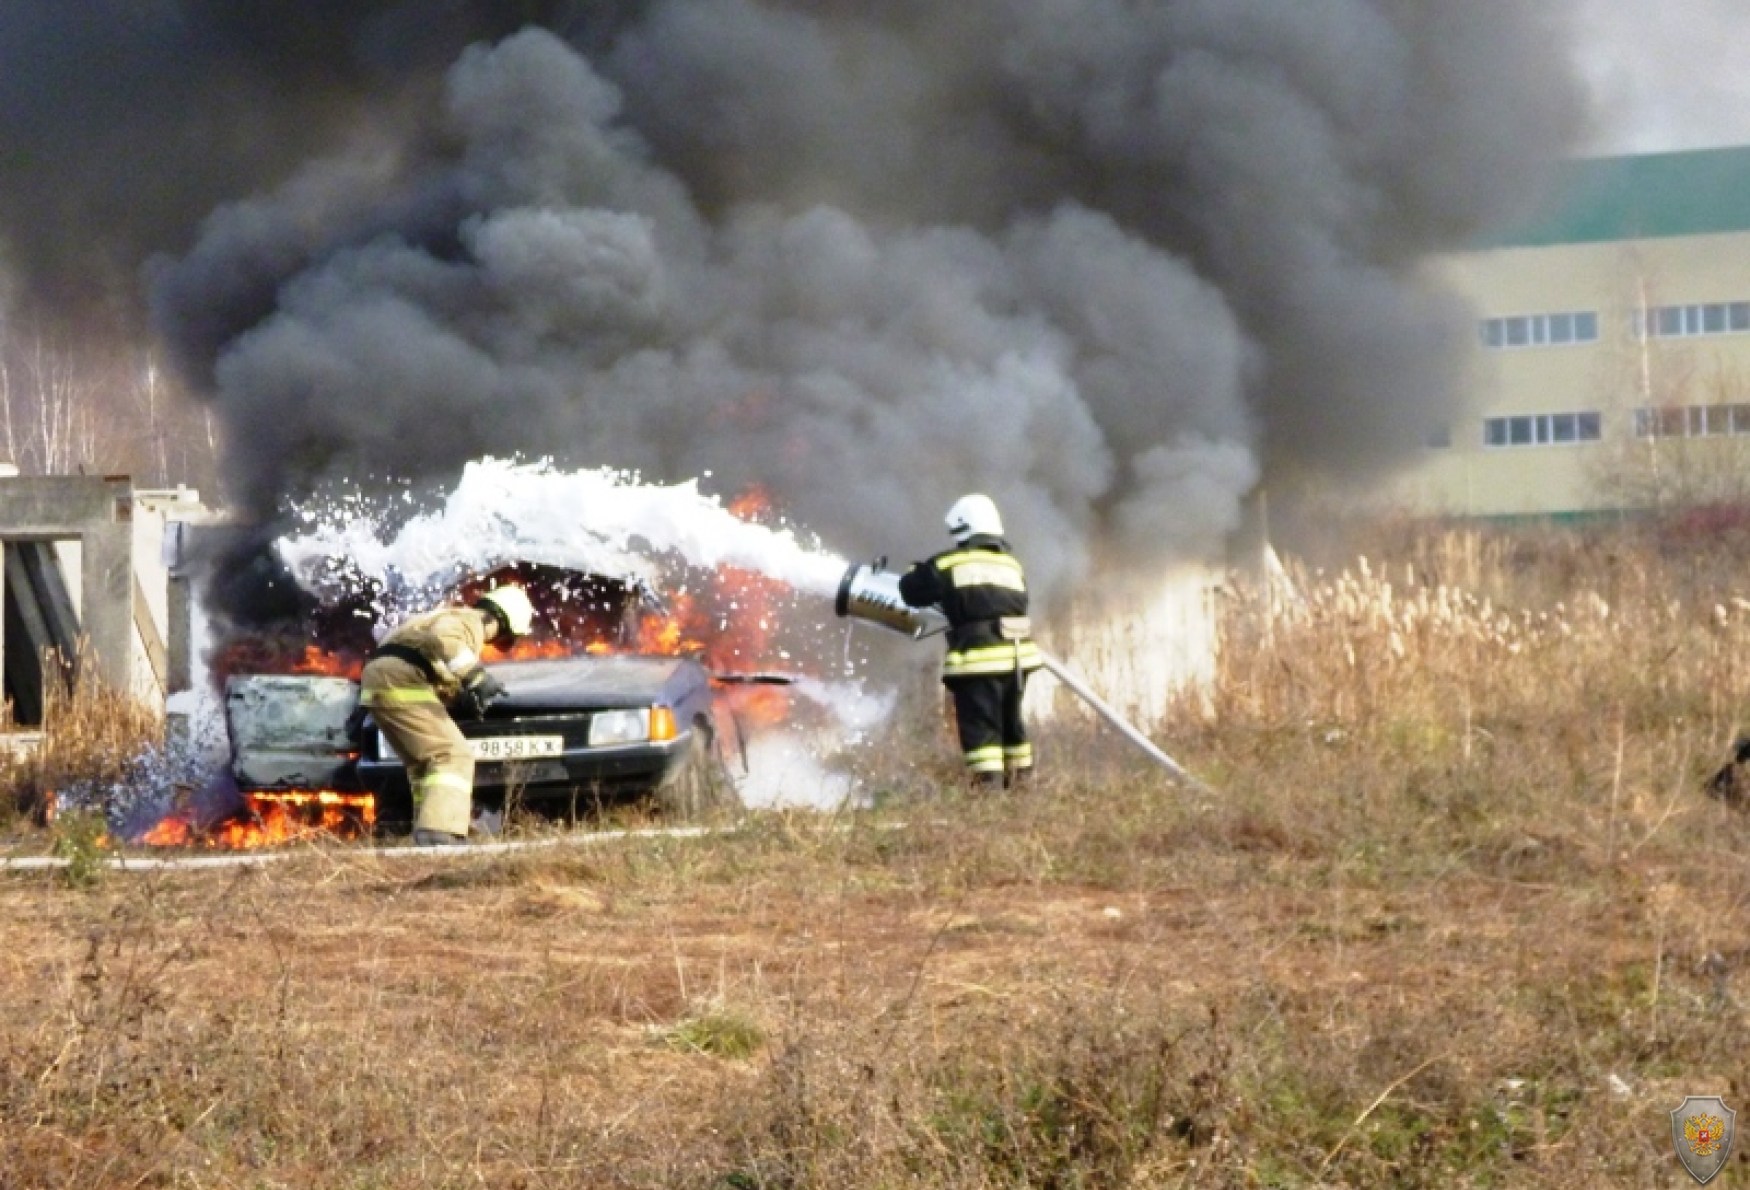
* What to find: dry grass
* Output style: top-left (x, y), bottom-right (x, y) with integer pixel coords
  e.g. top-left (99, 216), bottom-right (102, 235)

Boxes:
top-left (0, 643), bottom-right (162, 831)
top-left (4, 523), bottom-right (1750, 1187)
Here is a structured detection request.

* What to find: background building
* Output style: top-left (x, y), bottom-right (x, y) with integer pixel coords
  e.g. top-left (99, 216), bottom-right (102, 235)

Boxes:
top-left (1398, 145), bottom-right (1750, 519)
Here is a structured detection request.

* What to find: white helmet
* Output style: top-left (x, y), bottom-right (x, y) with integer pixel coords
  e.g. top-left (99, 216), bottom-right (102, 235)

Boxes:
top-left (476, 584), bottom-right (535, 638)
top-left (944, 494), bottom-right (1003, 542)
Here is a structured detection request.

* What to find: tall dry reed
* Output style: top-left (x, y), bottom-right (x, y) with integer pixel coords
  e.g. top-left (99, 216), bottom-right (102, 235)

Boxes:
top-left (0, 643), bottom-right (163, 825)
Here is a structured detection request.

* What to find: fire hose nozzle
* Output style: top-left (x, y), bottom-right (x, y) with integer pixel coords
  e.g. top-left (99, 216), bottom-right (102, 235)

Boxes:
top-left (835, 562), bottom-right (949, 640)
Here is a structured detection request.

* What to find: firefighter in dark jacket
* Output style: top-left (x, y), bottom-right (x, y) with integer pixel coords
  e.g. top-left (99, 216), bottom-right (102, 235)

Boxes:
top-left (360, 584), bottom-right (535, 845)
top-left (899, 495), bottom-right (1042, 786)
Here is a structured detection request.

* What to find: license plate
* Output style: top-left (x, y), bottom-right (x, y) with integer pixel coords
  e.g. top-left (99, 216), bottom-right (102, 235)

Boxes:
top-left (471, 735), bottom-right (563, 761)
top-left (375, 735), bottom-right (566, 763)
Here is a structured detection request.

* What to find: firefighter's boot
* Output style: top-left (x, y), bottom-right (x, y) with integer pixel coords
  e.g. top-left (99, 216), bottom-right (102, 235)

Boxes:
top-left (413, 828), bottom-right (466, 847)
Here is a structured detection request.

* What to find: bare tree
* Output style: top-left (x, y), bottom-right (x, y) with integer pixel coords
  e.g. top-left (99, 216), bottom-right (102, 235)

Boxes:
top-left (1579, 254), bottom-right (1750, 513)
top-left (1589, 345), bottom-right (1750, 511)
top-left (22, 332), bottom-right (97, 474)
top-left (0, 319), bottom-right (218, 486)
top-left (126, 352), bottom-right (172, 487)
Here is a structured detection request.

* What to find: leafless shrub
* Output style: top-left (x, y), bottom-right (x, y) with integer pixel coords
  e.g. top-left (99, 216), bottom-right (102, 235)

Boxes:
top-left (0, 642), bottom-right (162, 825)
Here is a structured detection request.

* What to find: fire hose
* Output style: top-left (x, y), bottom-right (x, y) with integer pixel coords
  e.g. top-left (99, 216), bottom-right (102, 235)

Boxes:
top-left (835, 563), bottom-right (1215, 794)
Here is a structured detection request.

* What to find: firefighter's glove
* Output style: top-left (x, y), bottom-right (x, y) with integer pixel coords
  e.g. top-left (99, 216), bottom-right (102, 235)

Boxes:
top-left (343, 702), bottom-right (369, 745)
top-left (458, 669), bottom-right (508, 720)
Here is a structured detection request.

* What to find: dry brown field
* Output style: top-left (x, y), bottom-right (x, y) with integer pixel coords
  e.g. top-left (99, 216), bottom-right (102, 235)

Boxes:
top-left (4, 525), bottom-right (1750, 1188)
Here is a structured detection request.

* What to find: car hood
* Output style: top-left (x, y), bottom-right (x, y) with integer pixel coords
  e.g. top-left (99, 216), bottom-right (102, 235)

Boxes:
top-left (488, 654), bottom-right (703, 711)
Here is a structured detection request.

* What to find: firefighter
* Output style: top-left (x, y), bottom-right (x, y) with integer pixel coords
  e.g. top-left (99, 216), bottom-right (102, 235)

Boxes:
top-left (1708, 734), bottom-right (1750, 807)
top-left (898, 494), bottom-right (1042, 787)
top-left (360, 584), bottom-right (535, 845)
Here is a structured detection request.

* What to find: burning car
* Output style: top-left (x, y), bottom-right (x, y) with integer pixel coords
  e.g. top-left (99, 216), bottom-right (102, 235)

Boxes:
top-left (218, 564), bottom-right (763, 837)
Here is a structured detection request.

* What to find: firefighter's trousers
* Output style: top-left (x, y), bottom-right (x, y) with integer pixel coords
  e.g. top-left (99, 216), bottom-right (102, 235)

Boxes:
top-left (361, 669), bottom-right (474, 837)
top-left (947, 671), bottom-right (1032, 779)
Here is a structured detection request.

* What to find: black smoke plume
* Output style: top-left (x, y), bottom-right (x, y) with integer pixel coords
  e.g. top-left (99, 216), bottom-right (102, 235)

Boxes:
top-left (3, 3), bottom-right (1584, 609)
top-left (0, 3), bottom-right (606, 326)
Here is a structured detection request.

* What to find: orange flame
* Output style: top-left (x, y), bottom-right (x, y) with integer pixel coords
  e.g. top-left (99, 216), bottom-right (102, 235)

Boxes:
top-left (213, 637), bottom-right (365, 684)
top-left (494, 636), bottom-right (576, 662)
top-left (635, 588), bottom-right (702, 655)
top-left (719, 682), bottom-right (792, 728)
top-left (142, 790), bottom-right (376, 849)
top-left (727, 486), bottom-right (772, 521)
top-left (292, 645), bottom-right (362, 678)
top-left (700, 566), bottom-right (788, 669)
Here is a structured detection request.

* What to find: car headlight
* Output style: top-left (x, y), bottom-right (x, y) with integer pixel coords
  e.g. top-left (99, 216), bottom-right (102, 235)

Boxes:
top-left (588, 708), bottom-right (650, 746)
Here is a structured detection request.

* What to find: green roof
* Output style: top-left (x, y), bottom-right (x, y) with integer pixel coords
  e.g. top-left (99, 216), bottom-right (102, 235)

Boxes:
top-left (1487, 144), bottom-right (1750, 248)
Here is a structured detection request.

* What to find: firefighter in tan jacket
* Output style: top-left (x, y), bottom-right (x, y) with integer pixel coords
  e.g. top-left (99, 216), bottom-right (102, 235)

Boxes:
top-left (361, 585), bottom-right (535, 845)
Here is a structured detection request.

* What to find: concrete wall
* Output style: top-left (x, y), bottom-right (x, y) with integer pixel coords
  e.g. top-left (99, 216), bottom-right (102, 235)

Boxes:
top-left (0, 476), bottom-right (136, 689)
top-left (0, 477), bottom-right (214, 722)
top-left (132, 488), bottom-right (206, 702)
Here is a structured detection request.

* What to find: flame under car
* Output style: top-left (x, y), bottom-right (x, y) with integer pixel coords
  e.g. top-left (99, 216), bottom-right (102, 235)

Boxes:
top-left (227, 656), bottom-right (727, 831)
top-left (223, 568), bottom-right (740, 833)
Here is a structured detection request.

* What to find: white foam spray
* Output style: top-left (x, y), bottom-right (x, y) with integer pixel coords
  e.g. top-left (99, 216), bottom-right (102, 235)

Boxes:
top-left (733, 733), bottom-right (854, 810)
top-left (277, 457), bottom-right (849, 612)
top-left (275, 457), bottom-right (883, 809)
top-left (723, 678), bottom-right (899, 810)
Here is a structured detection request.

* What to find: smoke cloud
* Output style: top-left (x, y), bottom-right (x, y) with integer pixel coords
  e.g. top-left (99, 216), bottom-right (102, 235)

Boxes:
top-left (3, 3), bottom-right (1585, 605)
top-left (0, 2), bottom-right (599, 326)
top-left (1575, 0), bottom-right (1750, 154)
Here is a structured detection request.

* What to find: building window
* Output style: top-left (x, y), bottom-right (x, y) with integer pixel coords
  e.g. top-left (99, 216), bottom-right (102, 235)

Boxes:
top-left (1637, 301), bottom-right (1750, 340)
top-left (1483, 412), bottom-right (1604, 448)
top-left (1480, 311), bottom-right (1601, 350)
top-left (1634, 402), bottom-right (1750, 438)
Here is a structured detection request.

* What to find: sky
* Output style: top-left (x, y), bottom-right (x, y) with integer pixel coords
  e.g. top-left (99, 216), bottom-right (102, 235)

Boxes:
top-left (1579, 0), bottom-right (1750, 155)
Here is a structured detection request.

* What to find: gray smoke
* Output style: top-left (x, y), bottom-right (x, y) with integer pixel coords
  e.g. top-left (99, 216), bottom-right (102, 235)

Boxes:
top-left (1576, 0), bottom-right (1750, 153)
top-left (21, 3), bottom-right (1586, 603)
top-left (0, 2), bottom-right (615, 328)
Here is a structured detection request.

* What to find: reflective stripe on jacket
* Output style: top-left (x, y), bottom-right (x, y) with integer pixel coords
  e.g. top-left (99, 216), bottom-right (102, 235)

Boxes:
top-left (898, 535), bottom-right (1041, 680)
top-left (944, 640), bottom-right (1043, 678)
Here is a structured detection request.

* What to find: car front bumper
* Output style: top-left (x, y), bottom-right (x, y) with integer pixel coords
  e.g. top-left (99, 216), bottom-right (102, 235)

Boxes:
top-left (355, 731), bottom-right (693, 798)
